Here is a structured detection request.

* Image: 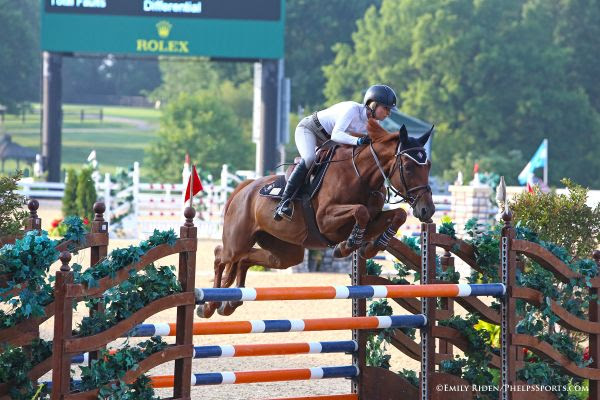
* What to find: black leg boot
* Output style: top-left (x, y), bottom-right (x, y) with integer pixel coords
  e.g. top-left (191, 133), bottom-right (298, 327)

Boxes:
top-left (274, 160), bottom-right (309, 221)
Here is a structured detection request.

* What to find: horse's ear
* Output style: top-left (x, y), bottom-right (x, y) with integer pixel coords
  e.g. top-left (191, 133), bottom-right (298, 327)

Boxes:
top-left (399, 124), bottom-right (408, 144)
top-left (418, 125), bottom-right (434, 146)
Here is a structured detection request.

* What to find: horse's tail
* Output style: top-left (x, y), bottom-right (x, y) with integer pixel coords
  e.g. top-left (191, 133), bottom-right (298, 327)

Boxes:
top-left (224, 179), bottom-right (254, 215)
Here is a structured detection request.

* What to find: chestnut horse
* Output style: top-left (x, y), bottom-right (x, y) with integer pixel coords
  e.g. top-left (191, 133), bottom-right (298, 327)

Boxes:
top-left (197, 119), bottom-right (435, 318)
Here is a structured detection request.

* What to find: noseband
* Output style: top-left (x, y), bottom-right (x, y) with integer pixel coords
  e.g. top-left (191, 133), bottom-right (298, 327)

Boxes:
top-left (368, 142), bottom-right (431, 207)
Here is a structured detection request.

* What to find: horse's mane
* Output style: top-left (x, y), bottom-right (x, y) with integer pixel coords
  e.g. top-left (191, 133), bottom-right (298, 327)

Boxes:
top-left (367, 119), bottom-right (399, 143)
top-left (224, 179), bottom-right (253, 215)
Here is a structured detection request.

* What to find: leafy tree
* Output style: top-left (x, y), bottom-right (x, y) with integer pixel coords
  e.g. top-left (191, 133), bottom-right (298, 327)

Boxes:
top-left (62, 169), bottom-right (79, 218)
top-left (76, 168), bottom-right (97, 221)
top-left (285, 0), bottom-right (382, 109)
top-left (511, 179), bottom-right (600, 258)
top-left (62, 57), bottom-right (161, 101)
top-left (148, 57), bottom-right (219, 104)
top-left (211, 61), bottom-right (253, 87)
top-left (323, 0), bottom-right (600, 187)
top-left (443, 150), bottom-right (526, 186)
top-left (145, 91), bottom-right (254, 181)
top-left (0, 171), bottom-right (27, 236)
top-left (0, 0), bottom-right (40, 112)
top-left (554, 0), bottom-right (600, 113)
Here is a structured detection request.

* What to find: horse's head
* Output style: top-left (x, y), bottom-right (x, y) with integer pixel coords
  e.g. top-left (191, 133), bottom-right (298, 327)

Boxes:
top-left (367, 119), bottom-right (435, 221)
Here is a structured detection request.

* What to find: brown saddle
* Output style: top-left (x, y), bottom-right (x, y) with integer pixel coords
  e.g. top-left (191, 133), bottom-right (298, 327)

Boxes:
top-left (259, 146), bottom-right (338, 249)
top-left (259, 146), bottom-right (337, 201)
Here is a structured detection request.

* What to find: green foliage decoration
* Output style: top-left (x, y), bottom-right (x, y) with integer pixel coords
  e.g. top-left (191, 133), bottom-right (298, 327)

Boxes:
top-left (0, 231), bottom-right (58, 327)
top-left (463, 218), bottom-right (501, 284)
top-left (390, 261), bottom-right (413, 285)
top-left (77, 264), bottom-right (181, 337)
top-left (400, 236), bottom-right (420, 255)
top-left (0, 230), bottom-right (58, 282)
top-left (364, 216), bottom-right (598, 396)
top-left (0, 339), bottom-right (52, 400)
top-left (365, 334), bottom-right (391, 370)
top-left (365, 299), bottom-right (393, 369)
top-left (438, 216), bottom-right (457, 239)
top-left (518, 361), bottom-right (585, 400)
top-left (398, 369), bottom-right (419, 388)
top-left (391, 236), bottom-right (420, 283)
top-left (0, 229), bottom-right (180, 395)
top-left (366, 298), bottom-right (417, 371)
top-left (474, 320), bottom-right (500, 349)
top-left (73, 229), bottom-right (176, 288)
top-left (78, 336), bottom-right (166, 398)
top-left (365, 259), bottom-right (382, 276)
top-left (0, 217), bottom-right (97, 328)
top-left (61, 216), bottom-right (90, 245)
top-left (439, 315), bottom-right (497, 394)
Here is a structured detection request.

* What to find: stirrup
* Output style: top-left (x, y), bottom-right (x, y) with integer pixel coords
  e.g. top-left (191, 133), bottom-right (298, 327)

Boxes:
top-left (274, 199), bottom-right (294, 221)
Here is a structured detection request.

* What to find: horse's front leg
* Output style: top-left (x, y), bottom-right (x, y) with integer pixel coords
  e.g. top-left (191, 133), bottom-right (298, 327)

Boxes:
top-left (327, 204), bottom-right (371, 258)
top-left (359, 207), bottom-right (407, 259)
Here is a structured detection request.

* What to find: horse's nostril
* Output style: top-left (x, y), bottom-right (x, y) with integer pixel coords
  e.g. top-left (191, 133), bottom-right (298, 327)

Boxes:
top-left (421, 207), bottom-right (426, 216)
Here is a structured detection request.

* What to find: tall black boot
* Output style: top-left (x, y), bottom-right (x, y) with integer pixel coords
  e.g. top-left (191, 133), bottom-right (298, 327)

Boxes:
top-left (274, 160), bottom-right (309, 221)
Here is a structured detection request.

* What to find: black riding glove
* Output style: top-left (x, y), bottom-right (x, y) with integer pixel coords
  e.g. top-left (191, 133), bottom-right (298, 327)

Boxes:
top-left (356, 136), bottom-right (371, 146)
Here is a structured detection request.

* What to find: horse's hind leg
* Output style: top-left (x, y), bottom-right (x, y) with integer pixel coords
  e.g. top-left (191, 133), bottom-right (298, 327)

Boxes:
top-left (217, 260), bottom-right (250, 316)
top-left (196, 245), bottom-right (227, 318)
top-left (217, 240), bottom-right (305, 316)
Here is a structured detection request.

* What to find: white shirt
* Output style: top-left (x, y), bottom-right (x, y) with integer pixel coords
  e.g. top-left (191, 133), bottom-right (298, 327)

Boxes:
top-left (316, 101), bottom-right (370, 146)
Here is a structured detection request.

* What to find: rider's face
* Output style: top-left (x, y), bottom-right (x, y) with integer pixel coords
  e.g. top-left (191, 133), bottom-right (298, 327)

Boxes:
top-left (374, 105), bottom-right (391, 120)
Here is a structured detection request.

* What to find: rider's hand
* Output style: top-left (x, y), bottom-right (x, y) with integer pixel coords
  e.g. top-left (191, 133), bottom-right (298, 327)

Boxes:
top-left (356, 136), bottom-right (371, 146)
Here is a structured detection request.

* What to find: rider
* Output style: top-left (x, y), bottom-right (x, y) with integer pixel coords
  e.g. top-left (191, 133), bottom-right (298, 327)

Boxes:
top-left (274, 84), bottom-right (398, 221)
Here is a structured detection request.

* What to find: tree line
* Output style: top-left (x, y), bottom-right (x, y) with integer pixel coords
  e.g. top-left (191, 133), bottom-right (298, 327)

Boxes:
top-left (1, 0), bottom-right (598, 187)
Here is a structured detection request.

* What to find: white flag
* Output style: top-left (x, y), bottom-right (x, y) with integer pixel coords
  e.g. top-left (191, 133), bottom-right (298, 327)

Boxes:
top-left (87, 150), bottom-right (97, 162)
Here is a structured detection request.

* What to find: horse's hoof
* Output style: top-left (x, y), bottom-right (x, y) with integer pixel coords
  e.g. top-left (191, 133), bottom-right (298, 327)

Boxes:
top-left (360, 243), bottom-right (378, 260)
top-left (216, 301), bottom-right (243, 316)
top-left (217, 301), bottom-right (234, 316)
top-left (333, 245), bottom-right (343, 258)
top-left (196, 303), bottom-right (215, 319)
top-left (194, 288), bottom-right (203, 304)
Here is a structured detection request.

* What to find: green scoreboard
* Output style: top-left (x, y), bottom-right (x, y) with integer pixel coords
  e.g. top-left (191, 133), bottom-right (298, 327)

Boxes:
top-left (41, 0), bottom-right (285, 59)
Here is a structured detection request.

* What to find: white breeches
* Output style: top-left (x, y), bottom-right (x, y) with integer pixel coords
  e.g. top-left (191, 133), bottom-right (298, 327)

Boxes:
top-left (294, 119), bottom-right (318, 168)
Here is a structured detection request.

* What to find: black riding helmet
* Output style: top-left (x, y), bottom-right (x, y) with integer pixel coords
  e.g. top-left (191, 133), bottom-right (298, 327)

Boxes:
top-left (363, 84), bottom-right (397, 110)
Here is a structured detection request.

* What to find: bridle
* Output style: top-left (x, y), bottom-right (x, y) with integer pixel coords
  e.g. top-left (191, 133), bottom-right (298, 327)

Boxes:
top-left (366, 141), bottom-right (431, 207)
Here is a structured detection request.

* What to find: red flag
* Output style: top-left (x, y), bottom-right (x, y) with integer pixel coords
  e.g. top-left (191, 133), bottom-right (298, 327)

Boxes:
top-left (526, 182), bottom-right (534, 193)
top-left (184, 165), bottom-right (203, 203)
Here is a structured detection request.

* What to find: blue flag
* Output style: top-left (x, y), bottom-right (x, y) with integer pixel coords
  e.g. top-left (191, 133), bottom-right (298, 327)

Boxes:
top-left (518, 139), bottom-right (548, 185)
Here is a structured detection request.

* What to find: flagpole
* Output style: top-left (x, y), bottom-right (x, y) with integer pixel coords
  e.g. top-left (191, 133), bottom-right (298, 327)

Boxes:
top-left (543, 139), bottom-right (548, 185)
top-left (189, 164), bottom-right (194, 208)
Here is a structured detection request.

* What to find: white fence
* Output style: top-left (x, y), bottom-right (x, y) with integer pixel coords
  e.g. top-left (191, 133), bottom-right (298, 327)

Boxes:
top-left (17, 163), bottom-right (245, 239)
top-left (17, 172), bottom-right (600, 240)
top-left (105, 163), bottom-right (242, 239)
